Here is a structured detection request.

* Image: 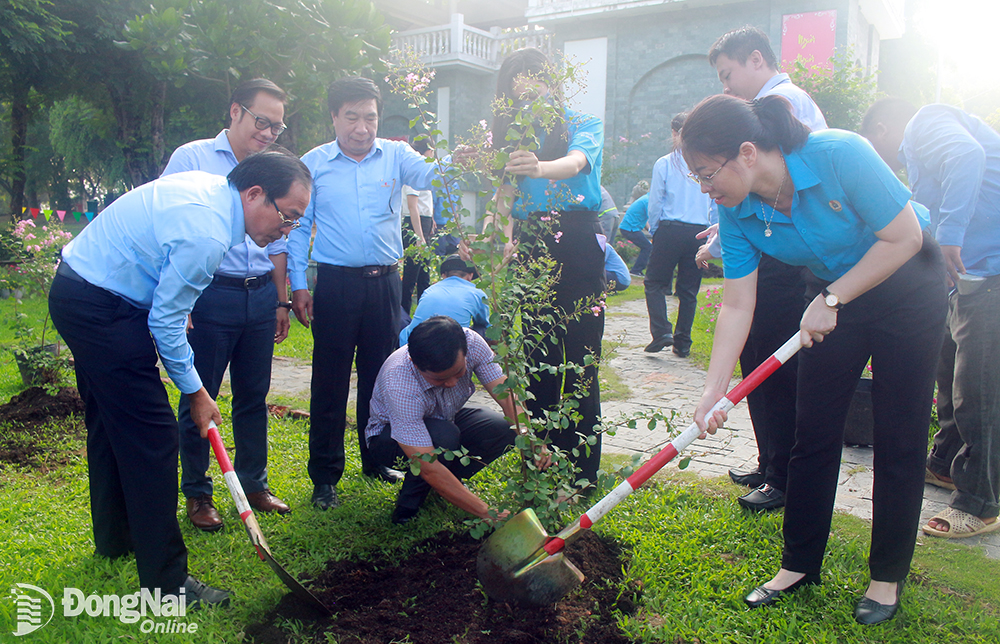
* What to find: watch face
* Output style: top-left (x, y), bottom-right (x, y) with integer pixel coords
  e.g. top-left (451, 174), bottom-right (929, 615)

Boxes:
top-left (825, 294), bottom-right (839, 308)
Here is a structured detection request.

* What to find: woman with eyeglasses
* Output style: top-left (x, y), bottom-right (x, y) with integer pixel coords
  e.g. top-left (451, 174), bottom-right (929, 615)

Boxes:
top-left (487, 48), bottom-right (606, 485)
top-left (684, 94), bottom-right (947, 625)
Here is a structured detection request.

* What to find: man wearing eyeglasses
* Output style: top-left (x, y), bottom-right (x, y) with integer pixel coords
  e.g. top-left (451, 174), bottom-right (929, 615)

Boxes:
top-left (161, 78), bottom-right (293, 532)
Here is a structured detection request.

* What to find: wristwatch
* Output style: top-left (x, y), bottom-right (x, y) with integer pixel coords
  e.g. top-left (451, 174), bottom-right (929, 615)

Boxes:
top-left (821, 288), bottom-right (844, 310)
top-left (277, 302), bottom-right (293, 310)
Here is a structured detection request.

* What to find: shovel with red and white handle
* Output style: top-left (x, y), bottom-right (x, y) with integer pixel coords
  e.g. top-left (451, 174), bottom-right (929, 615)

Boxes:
top-left (206, 421), bottom-right (331, 615)
top-left (476, 332), bottom-right (805, 605)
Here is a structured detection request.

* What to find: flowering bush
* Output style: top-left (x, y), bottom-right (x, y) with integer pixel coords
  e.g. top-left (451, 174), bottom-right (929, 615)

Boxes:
top-left (699, 286), bottom-right (724, 333)
top-left (2, 220), bottom-right (74, 298)
top-left (615, 238), bottom-right (639, 265)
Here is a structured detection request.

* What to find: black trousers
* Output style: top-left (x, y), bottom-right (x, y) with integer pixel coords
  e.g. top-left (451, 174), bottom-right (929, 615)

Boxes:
top-left (522, 212), bottom-right (606, 483)
top-left (368, 407), bottom-right (515, 511)
top-left (308, 264), bottom-right (401, 487)
top-left (49, 273), bottom-right (187, 592)
top-left (401, 217), bottom-right (434, 313)
top-left (741, 255), bottom-right (806, 491)
top-left (643, 221), bottom-right (704, 351)
top-left (782, 234), bottom-right (947, 581)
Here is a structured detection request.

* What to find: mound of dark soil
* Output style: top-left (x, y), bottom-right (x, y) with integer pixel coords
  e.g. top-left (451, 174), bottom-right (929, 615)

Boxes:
top-left (246, 530), bottom-right (638, 644)
top-left (0, 386), bottom-right (86, 467)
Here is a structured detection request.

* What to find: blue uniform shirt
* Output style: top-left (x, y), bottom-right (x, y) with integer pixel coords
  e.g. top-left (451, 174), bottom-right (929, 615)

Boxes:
top-left (288, 139), bottom-right (438, 290)
top-left (719, 130), bottom-right (914, 282)
top-left (61, 171), bottom-right (246, 393)
top-left (648, 151), bottom-right (715, 234)
top-left (604, 245), bottom-right (631, 291)
top-left (619, 194), bottom-right (648, 232)
top-left (399, 276), bottom-right (491, 345)
top-left (902, 104), bottom-right (1000, 278)
top-left (511, 108), bottom-right (604, 219)
top-left (161, 130), bottom-right (285, 278)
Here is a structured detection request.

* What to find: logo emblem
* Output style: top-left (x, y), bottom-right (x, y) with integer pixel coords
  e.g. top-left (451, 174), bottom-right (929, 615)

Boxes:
top-left (10, 584), bottom-right (55, 636)
top-left (829, 200), bottom-right (843, 212)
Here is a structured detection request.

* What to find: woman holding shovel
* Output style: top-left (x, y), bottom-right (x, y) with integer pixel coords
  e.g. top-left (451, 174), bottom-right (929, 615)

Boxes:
top-left (684, 94), bottom-right (947, 625)
top-left (485, 48), bottom-right (606, 485)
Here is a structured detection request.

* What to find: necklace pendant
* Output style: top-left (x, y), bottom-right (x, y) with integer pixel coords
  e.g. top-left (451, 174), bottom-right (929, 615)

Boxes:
top-left (765, 228), bottom-right (772, 237)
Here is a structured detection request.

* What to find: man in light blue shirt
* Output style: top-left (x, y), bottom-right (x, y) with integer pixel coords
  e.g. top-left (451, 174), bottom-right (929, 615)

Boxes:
top-left (707, 25), bottom-right (828, 511)
top-left (162, 79), bottom-right (293, 531)
top-left (399, 255), bottom-right (490, 345)
top-left (48, 151), bottom-right (311, 605)
top-left (863, 99), bottom-right (1000, 538)
top-left (643, 113), bottom-right (715, 359)
top-left (288, 77), bottom-right (442, 509)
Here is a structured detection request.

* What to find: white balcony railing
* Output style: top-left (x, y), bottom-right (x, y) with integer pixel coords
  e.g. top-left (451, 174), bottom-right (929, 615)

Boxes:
top-left (392, 13), bottom-right (553, 72)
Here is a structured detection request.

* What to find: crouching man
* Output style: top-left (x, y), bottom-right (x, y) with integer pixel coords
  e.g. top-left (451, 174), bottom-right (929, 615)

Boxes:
top-left (365, 316), bottom-right (546, 524)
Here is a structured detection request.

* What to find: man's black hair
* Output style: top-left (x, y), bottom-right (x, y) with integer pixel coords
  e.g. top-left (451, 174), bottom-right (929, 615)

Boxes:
top-left (327, 76), bottom-right (383, 117)
top-left (408, 316), bottom-right (468, 373)
top-left (227, 148), bottom-right (312, 202)
top-left (708, 25), bottom-right (778, 69)
top-left (231, 78), bottom-right (287, 108)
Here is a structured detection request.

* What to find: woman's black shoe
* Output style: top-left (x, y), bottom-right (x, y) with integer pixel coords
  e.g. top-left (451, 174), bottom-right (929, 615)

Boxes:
top-left (744, 573), bottom-right (821, 608)
top-left (854, 580), bottom-right (904, 625)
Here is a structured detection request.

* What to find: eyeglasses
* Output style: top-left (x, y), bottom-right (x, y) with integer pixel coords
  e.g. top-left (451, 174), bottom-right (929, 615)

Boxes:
top-left (274, 205), bottom-right (301, 230)
top-left (240, 104), bottom-right (287, 136)
top-left (688, 157), bottom-right (732, 187)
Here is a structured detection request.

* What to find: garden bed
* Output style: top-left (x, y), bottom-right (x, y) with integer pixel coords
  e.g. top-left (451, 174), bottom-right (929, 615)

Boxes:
top-left (246, 530), bottom-right (638, 644)
top-left (0, 386), bottom-right (85, 468)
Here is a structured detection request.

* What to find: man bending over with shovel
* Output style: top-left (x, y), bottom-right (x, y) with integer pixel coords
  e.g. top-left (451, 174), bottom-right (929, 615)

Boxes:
top-left (365, 316), bottom-right (548, 524)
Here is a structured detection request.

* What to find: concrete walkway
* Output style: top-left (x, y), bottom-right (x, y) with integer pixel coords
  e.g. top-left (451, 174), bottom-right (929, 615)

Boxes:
top-left (256, 292), bottom-right (1000, 559)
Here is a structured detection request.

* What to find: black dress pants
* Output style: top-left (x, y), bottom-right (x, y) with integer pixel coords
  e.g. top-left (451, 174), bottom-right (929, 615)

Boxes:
top-left (522, 212), bottom-right (606, 484)
top-left (643, 221), bottom-right (704, 351)
top-left (781, 234), bottom-right (947, 582)
top-left (308, 264), bottom-right (401, 487)
top-left (741, 255), bottom-right (806, 491)
top-left (401, 216), bottom-right (435, 313)
top-left (49, 273), bottom-right (188, 592)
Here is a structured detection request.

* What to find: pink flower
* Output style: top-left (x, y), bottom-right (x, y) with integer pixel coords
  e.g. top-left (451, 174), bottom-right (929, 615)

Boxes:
top-left (618, 136), bottom-right (628, 143)
top-left (479, 119), bottom-right (489, 128)
top-left (591, 305), bottom-right (602, 316)
top-left (540, 216), bottom-right (551, 222)
top-left (553, 231), bottom-right (563, 243)
top-left (575, 194), bottom-right (585, 203)
top-left (485, 131), bottom-right (493, 147)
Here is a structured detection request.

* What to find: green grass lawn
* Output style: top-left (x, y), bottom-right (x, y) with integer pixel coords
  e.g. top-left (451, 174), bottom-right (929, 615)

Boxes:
top-left (3, 290), bottom-right (1000, 643)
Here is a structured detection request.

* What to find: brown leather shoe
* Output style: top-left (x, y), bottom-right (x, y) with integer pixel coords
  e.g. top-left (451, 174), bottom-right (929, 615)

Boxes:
top-left (186, 495), bottom-right (223, 532)
top-left (247, 489), bottom-right (291, 514)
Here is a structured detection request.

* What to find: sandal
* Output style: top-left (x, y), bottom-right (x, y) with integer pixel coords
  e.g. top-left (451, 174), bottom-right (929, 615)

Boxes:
top-left (922, 507), bottom-right (1000, 538)
top-left (924, 468), bottom-right (956, 491)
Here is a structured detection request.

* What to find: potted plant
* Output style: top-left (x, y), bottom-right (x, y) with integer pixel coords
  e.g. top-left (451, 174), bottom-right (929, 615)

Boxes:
top-left (2, 219), bottom-right (74, 388)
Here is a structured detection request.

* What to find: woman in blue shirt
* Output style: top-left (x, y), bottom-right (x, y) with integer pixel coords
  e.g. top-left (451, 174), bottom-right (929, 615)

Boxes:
top-left (683, 95), bottom-right (947, 624)
top-left (490, 48), bottom-right (606, 484)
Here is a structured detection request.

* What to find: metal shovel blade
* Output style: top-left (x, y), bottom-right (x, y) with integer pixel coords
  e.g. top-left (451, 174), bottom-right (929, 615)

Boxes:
top-left (476, 508), bottom-right (584, 605)
top-left (207, 422), bottom-right (331, 615)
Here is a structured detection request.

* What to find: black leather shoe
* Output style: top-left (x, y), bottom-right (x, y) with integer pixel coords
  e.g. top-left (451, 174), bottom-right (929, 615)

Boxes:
top-left (854, 581), bottom-right (904, 625)
top-left (183, 575), bottom-right (230, 610)
top-left (311, 484), bottom-right (340, 510)
top-left (644, 334), bottom-right (674, 353)
top-left (363, 464), bottom-right (405, 483)
top-left (391, 505), bottom-right (420, 525)
top-left (738, 484), bottom-right (785, 511)
top-left (672, 345), bottom-right (691, 358)
top-left (729, 467), bottom-right (765, 488)
top-left (744, 573), bottom-right (821, 608)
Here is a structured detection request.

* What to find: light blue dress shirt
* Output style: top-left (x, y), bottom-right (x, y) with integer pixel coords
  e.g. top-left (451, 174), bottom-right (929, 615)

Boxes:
top-left (755, 74), bottom-right (828, 133)
top-left (648, 151), bottom-right (716, 234)
top-left (901, 104), bottom-right (1000, 278)
top-left (511, 108), bottom-right (604, 219)
top-left (604, 245), bottom-right (631, 290)
top-left (61, 171), bottom-right (246, 393)
top-left (161, 130), bottom-right (286, 278)
top-left (398, 276), bottom-right (491, 345)
top-left (288, 139), bottom-right (437, 290)
top-left (619, 194), bottom-right (648, 232)
top-left (719, 130), bottom-right (915, 282)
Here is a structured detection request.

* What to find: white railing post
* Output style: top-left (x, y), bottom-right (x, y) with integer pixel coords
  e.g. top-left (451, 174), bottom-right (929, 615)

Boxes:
top-left (451, 13), bottom-right (464, 57)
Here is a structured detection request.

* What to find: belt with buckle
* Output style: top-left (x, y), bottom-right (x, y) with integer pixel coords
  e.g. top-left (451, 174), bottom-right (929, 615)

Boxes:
top-left (322, 263), bottom-right (399, 278)
top-left (213, 273), bottom-right (272, 289)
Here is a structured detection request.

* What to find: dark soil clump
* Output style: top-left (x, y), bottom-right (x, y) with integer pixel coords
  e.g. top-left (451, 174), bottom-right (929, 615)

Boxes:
top-left (246, 530), bottom-right (639, 644)
top-left (0, 386), bottom-right (86, 467)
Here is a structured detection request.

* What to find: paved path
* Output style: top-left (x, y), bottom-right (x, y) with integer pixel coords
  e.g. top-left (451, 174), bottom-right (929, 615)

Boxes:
top-left (255, 292), bottom-right (1000, 559)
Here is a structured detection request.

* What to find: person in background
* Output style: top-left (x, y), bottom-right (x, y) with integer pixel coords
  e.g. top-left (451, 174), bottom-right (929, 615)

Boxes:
top-left (49, 150), bottom-right (312, 608)
top-left (618, 180), bottom-right (652, 277)
top-left (706, 25), bottom-right (828, 512)
top-left (401, 138), bottom-right (437, 314)
top-left (598, 186), bottom-right (621, 244)
top-left (399, 255), bottom-right (490, 345)
top-left (685, 94), bottom-right (946, 625)
top-left (162, 78), bottom-right (292, 532)
top-left (604, 243), bottom-right (631, 293)
top-left (488, 48), bottom-right (606, 485)
top-left (643, 112), bottom-right (715, 359)
top-left (862, 98), bottom-right (1000, 539)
